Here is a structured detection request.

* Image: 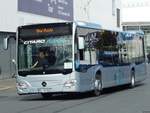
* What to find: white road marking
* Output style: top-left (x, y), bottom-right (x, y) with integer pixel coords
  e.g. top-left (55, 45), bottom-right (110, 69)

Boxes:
top-left (0, 86), bottom-right (12, 91)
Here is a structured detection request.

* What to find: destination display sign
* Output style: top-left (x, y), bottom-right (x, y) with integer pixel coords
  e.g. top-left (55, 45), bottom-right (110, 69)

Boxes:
top-left (18, 0), bottom-right (73, 21)
top-left (19, 23), bottom-right (72, 38)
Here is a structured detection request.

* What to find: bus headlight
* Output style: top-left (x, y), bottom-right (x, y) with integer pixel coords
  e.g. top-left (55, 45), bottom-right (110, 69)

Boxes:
top-left (17, 81), bottom-right (29, 89)
top-left (64, 80), bottom-right (77, 87)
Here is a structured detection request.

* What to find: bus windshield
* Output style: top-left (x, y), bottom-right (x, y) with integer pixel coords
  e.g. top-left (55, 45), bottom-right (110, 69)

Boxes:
top-left (18, 24), bottom-right (72, 76)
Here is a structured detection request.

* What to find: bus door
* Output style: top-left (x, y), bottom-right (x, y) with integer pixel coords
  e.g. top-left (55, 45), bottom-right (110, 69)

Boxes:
top-left (115, 33), bottom-right (131, 85)
top-left (100, 52), bottom-right (118, 87)
top-left (75, 27), bottom-right (99, 91)
top-left (93, 30), bottom-right (119, 87)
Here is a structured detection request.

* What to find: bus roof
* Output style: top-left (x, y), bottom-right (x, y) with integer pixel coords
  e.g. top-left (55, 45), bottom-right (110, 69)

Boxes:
top-left (74, 21), bottom-right (101, 29)
top-left (18, 21), bottom-right (101, 30)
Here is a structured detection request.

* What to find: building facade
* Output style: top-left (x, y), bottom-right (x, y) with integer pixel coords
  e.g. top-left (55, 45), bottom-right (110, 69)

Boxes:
top-left (122, 0), bottom-right (150, 54)
top-left (0, 0), bottom-right (121, 79)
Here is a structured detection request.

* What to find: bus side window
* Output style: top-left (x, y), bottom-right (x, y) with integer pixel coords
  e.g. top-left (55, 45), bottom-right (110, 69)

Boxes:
top-left (78, 36), bottom-right (85, 61)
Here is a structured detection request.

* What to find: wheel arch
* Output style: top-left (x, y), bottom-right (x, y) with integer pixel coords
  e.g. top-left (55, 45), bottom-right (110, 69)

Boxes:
top-left (94, 68), bottom-right (102, 79)
top-left (130, 63), bottom-right (135, 72)
top-left (131, 67), bottom-right (135, 72)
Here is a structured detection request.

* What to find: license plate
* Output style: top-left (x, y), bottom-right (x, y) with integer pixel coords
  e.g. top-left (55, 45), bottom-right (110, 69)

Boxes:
top-left (38, 88), bottom-right (51, 93)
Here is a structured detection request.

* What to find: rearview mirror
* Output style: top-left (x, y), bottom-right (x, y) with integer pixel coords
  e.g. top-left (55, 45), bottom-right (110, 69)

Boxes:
top-left (3, 36), bottom-right (9, 50)
top-left (78, 37), bottom-right (85, 50)
top-left (12, 59), bottom-right (17, 65)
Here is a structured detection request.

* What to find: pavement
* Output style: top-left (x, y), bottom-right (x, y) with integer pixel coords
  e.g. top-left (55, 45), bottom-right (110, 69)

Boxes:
top-left (0, 78), bottom-right (16, 91)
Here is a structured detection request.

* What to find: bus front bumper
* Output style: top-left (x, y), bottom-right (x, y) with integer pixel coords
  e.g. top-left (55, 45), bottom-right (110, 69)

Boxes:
top-left (16, 79), bottom-right (79, 95)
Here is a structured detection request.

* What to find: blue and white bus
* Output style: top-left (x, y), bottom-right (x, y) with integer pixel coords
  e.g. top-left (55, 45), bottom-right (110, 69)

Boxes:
top-left (15, 22), bottom-right (147, 98)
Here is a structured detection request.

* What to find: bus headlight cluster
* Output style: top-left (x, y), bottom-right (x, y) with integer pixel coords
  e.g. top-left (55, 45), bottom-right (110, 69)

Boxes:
top-left (64, 80), bottom-right (77, 87)
top-left (17, 81), bottom-right (29, 89)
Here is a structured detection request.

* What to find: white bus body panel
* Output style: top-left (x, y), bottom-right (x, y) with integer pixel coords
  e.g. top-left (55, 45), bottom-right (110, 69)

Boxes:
top-left (16, 62), bottom-right (147, 95)
top-left (16, 73), bottom-right (77, 94)
top-left (16, 65), bottom-right (101, 95)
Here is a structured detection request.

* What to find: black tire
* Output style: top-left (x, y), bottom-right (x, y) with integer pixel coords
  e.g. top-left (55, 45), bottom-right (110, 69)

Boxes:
top-left (93, 74), bottom-right (102, 96)
top-left (130, 70), bottom-right (135, 88)
top-left (41, 93), bottom-right (52, 99)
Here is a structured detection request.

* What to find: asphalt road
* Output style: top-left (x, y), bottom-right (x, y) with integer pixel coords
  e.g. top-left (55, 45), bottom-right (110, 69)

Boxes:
top-left (0, 67), bottom-right (150, 113)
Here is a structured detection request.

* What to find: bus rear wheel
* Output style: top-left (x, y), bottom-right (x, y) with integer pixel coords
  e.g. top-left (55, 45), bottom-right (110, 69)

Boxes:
top-left (93, 75), bottom-right (102, 96)
top-left (130, 70), bottom-right (135, 88)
